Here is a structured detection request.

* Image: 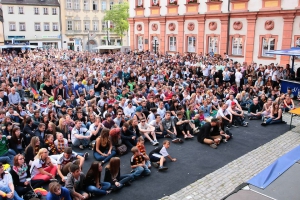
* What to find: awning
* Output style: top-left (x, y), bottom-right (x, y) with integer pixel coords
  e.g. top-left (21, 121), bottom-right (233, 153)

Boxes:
top-left (266, 47), bottom-right (300, 56)
top-left (93, 45), bottom-right (122, 50)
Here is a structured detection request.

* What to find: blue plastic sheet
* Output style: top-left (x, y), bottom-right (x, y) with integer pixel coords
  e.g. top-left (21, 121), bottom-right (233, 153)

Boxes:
top-left (248, 145), bottom-right (300, 189)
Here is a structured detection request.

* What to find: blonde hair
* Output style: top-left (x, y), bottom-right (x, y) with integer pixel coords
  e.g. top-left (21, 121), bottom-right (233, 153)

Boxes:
top-left (34, 148), bottom-right (48, 160)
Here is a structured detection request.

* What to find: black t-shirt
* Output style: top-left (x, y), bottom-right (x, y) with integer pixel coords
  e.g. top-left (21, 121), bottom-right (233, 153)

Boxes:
top-left (43, 85), bottom-right (53, 95)
top-left (1, 95), bottom-right (9, 106)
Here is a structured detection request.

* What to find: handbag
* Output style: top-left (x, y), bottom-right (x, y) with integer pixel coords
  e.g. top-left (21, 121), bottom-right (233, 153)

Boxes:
top-left (116, 144), bottom-right (127, 155)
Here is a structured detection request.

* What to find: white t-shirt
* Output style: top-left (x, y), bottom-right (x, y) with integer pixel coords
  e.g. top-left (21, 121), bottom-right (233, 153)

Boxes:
top-left (157, 107), bottom-right (166, 118)
top-left (30, 159), bottom-right (46, 178)
top-left (0, 172), bottom-right (13, 188)
top-left (235, 71), bottom-right (243, 82)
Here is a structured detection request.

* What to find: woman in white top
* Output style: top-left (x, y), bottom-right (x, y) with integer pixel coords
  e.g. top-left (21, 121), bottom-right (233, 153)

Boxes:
top-left (235, 68), bottom-right (243, 88)
top-left (0, 162), bottom-right (23, 200)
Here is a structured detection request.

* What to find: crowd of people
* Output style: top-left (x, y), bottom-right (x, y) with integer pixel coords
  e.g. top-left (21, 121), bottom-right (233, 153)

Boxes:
top-left (0, 48), bottom-right (297, 199)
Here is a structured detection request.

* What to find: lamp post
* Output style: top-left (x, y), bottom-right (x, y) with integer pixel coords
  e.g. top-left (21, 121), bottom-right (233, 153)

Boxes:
top-left (87, 29), bottom-right (90, 52)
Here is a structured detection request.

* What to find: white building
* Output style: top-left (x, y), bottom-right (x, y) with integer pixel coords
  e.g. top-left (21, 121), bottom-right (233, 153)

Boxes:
top-left (1, 0), bottom-right (62, 49)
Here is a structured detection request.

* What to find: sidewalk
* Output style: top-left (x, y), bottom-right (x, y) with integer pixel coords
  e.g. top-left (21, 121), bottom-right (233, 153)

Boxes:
top-left (161, 113), bottom-right (300, 200)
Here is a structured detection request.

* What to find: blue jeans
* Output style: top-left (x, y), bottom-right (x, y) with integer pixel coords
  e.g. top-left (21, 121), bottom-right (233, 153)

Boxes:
top-left (0, 156), bottom-right (12, 165)
top-left (266, 118), bottom-right (282, 125)
top-left (93, 150), bottom-right (116, 163)
top-left (111, 174), bottom-right (134, 191)
top-left (1, 149), bottom-right (16, 165)
top-left (10, 116), bottom-right (20, 123)
top-left (131, 166), bottom-right (151, 178)
top-left (0, 186), bottom-right (23, 200)
top-left (86, 182), bottom-right (111, 195)
top-left (72, 131), bottom-right (90, 147)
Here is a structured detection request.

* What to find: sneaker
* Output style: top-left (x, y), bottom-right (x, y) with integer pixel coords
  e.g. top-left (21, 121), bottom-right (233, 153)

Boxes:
top-left (178, 139), bottom-right (184, 143)
top-left (210, 143), bottom-right (217, 149)
top-left (222, 139), bottom-right (227, 143)
top-left (79, 145), bottom-right (84, 150)
top-left (248, 117), bottom-right (253, 120)
top-left (158, 166), bottom-right (168, 171)
top-left (164, 134), bottom-right (171, 138)
top-left (172, 138), bottom-right (180, 143)
top-left (154, 140), bottom-right (159, 144)
top-left (151, 162), bottom-right (159, 168)
top-left (84, 152), bottom-right (89, 160)
top-left (150, 141), bottom-right (157, 146)
top-left (243, 123), bottom-right (248, 127)
top-left (261, 122), bottom-right (267, 126)
top-left (232, 124), bottom-right (239, 128)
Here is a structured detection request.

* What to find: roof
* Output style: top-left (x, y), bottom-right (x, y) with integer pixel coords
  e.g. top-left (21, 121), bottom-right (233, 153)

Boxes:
top-left (1, 0), bottom-right (60, 6)
top-left (266, 47), bottom-right (300, 56)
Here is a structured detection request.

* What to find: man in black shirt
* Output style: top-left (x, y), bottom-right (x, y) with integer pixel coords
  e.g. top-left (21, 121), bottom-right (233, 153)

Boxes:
top-left (248, 97), bottom-right (262, 120)
top-left (42, 80), bottom-right (54, 97)
top-left (197, 118), bottom-right (222, 149)
top-left (0, 89), bottom-right (9, 108)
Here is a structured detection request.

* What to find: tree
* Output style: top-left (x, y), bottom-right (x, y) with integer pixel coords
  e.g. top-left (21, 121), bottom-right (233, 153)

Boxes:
top-left (104, 2), bottom-right (129, 45)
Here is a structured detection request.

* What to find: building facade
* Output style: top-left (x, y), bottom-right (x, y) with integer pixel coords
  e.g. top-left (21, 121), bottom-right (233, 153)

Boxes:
top-left (1, 0), bottom-right (61, 49)
top-left (128, 0), bottom-right (300, 65)
top-left (60, 0), bottom-right (128, 51)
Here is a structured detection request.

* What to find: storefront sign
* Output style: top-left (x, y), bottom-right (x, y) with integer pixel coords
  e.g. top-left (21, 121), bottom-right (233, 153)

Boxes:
top-left (42, 35), bottom-right (60, 39)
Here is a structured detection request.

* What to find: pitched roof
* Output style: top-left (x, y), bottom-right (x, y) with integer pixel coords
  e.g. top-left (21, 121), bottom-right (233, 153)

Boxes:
top-left (1, 0), bottom-right (60, 6)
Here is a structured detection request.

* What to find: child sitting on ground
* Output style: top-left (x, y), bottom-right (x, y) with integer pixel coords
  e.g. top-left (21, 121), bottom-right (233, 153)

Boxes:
top-left (130, 146), bottom-right (151, 179)
top-left (149, 140), bottom-right (176, 171)
top-left (136, 136), bottom-right (151, 168)
top-left (65, 164), bottom-right (90, 200)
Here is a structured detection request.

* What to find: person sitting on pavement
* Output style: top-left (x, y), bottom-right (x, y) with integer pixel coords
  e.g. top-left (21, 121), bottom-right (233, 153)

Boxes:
top-left (197, 118), bottom-right (223, 149)
top-left (161, 111), bottom-right (183, 143)
top-left (262, 98), bottom-right (273, 120)
top-left (138, 118), bottom-right (159, 146)
top-left (216, 102), bottom-right (234, 130)
top-left (130, 146), bottom-right (151, 179)
top-left (0, 162), bottom-right (23, 200)
top-left (56, 147), bottom-right (85, 183)
top-left (65, 164), bottom-right (90, 200)
top-left (261, 102), bottom-right (283, 126)
top-left (136, 136), bottom-right (151, 168)
top-left (248, 97), bottom-right (262, 120)
top-left (46, 181), bottom-right (72, 200)
top-left (71, 120), bottom-right (91, 150)
top-left (227, 102), bottom-right (248, 127)
top-left (149, 140), bottom-right (176, 171)
top-left (120, 122), bottom-right (137, 150)
top-left (173, 111), bottom-right (194, 139)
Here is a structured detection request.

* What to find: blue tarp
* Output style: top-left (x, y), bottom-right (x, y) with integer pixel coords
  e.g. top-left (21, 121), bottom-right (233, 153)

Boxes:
top-left (266, 47), bottom-right (300, 56)
top-left (248, 145), bottom-right (300, 189)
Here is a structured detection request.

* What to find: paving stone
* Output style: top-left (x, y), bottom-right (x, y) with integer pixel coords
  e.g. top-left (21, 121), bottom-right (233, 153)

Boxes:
top-left (160, 118), bottom-right (300, 200)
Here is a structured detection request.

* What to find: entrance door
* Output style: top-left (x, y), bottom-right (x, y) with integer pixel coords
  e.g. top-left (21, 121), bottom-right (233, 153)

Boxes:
top-left (152, 36), bottom-right (159, 53)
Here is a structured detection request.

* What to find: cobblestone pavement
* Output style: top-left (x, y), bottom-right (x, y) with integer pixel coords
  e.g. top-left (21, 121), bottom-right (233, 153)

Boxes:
top-left (161, 113), bottom-right (300, 200)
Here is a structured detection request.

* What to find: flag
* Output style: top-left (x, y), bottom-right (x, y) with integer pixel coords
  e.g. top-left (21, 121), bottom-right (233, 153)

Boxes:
top-left (31, 88), bottom-right (39, 99)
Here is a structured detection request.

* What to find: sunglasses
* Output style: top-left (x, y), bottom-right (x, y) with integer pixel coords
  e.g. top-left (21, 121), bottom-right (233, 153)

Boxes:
top-left (141, 121), bottom-right (146, 123)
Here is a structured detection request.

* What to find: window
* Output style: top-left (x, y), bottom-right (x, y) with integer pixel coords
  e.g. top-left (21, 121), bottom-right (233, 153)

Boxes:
top-left (296, 37), bottom-right (300, 47)
top-left (19, 22), bottom-right (26, 31)
top-left (138, 36), bottom-right (143, 51)
top-left (93, 1), bottom-right (98, 10)
top-left (137, 0), bottom-right (143, 7)
top-left (9, 22), bottom-right (16, 31)
top-left (101, 1), bottom-right (107, 10)
top-left (74, 0), bottom-right (80, 9)
top-left (53, 23), bottom-right (58, 31)
top-left (44, 23), bottom-right (50, 31)
top-left (44, 8), bottom-right (48, 15)
top-left (102, 20), bottom-right (106, 31)
top-left (19, 7), bottom-right (24, 14)
top-left (93, 20), bottom-right (99, 31)
top-left (110, 21), bottom-right (115, 29)
top-left (52, 8), bottom-right (57, 15)
top-left (84, 0), bottom-right (89, 10)
top-left (35, 23), bottom-right (41, 31)
top-left (169, 36), bottom-right (176, 51)
top-left (34, 7), bottom-right (39, 14)
top-left (187, 36), bottom-right (196, 52)
top-left (84, 21), bottom-right (90, 30)
top-left (262, 38), bottom-right (275, 57)
top-left (67, 21), bottom-right (72, 30)
top-left (8, 7), bottom-right (13, 14)
top-left (74, 21), bottom-right (81, 30)
top-left (232, 37), bottom-right (243, 56)
top-left (66, 0), bottom-right (72, 9)
top-left (208, 36), bottom-right (219, 54)
top-left (110, 1), bottom-right (114, 10)
top-left (101, 40), bottom-right (106, 45)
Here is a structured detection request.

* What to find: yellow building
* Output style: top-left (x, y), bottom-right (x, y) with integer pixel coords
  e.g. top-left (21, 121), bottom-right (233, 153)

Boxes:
top-left (59, 0), bottom-right (128, 51)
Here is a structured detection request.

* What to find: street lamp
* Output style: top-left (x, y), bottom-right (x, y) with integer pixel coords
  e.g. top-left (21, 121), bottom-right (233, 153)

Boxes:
top-left (87, 29), bottom-right (90, 52)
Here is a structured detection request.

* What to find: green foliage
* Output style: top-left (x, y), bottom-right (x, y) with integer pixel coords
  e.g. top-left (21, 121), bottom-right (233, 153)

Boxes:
top-left (104, 2), bottom-right (129, 44)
